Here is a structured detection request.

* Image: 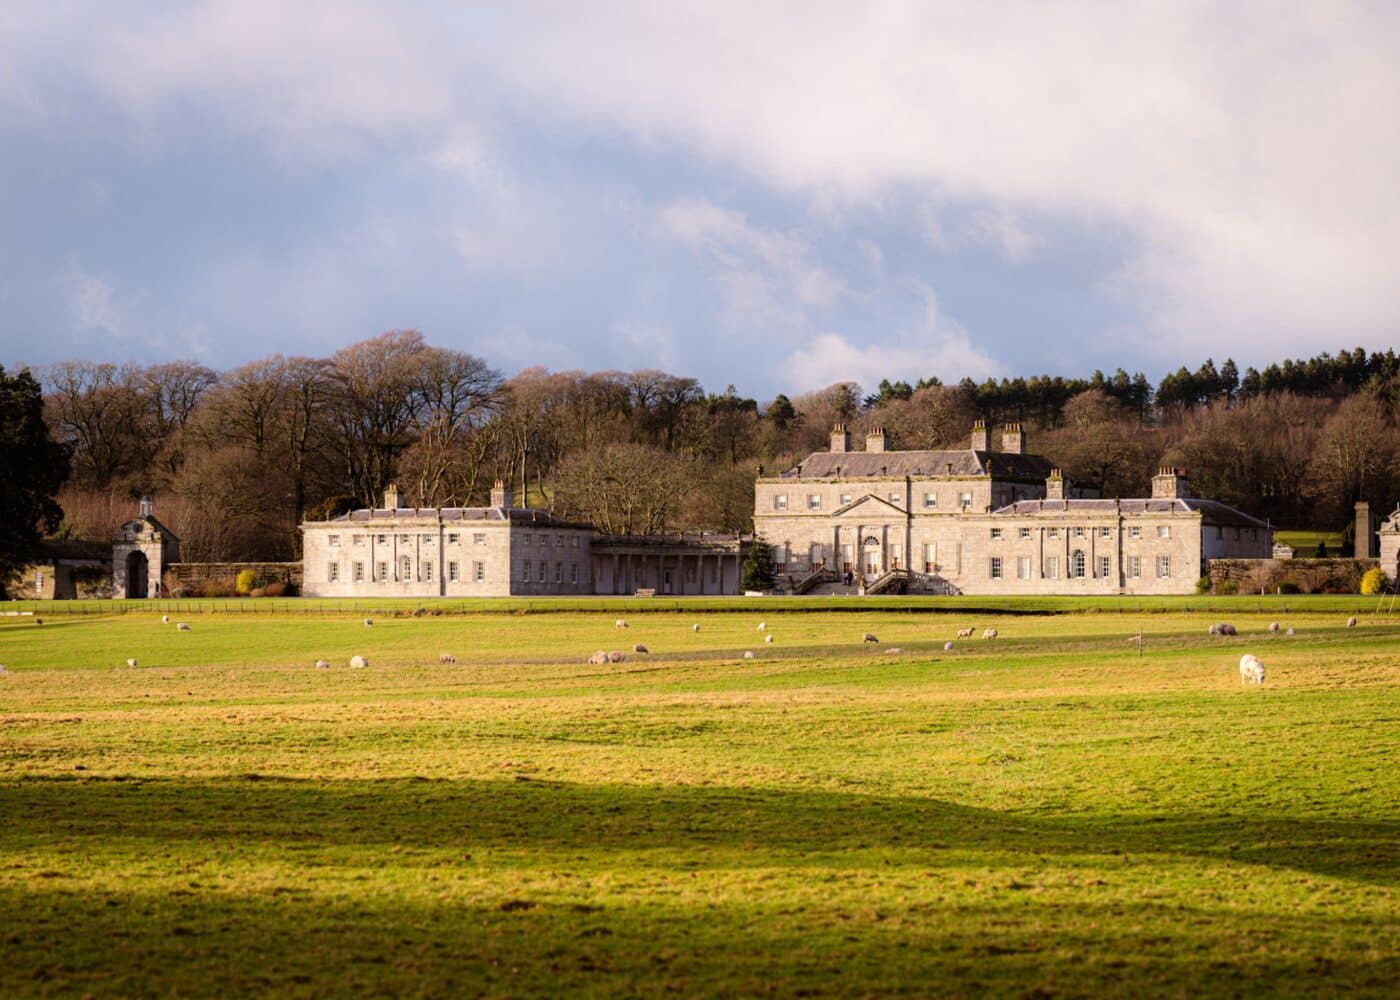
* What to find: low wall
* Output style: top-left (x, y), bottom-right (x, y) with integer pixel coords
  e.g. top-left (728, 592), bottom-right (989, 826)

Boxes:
top-left (163, 562), bottom-right (303, 597)
top-left (1208, 557), bottom-right (1377, 595)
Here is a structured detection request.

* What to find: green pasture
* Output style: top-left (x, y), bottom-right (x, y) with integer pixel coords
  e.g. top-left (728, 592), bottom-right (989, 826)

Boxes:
top-left (1275, 529), bottom-right (1347, 553)
top-left (2, 603), bottom-right (1398, 996)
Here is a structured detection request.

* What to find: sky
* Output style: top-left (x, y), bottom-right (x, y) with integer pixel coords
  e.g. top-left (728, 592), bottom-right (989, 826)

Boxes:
top-left (1, 2), bottom-right (1397, 399)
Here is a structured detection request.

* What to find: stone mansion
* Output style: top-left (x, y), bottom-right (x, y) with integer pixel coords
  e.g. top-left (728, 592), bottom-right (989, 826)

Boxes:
top-left (752, 422), bottom-right (1273, 595)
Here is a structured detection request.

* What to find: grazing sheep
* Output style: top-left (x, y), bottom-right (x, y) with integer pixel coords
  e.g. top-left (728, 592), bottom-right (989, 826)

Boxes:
top-left (349, 655), bottom-right (368, 668)
top-left (314, 659), bottom-right (330, 669)
top-left (956, 627), bottom-right (974, 639)
top-left (1208, 623), bottom-right (1237, 636)
top-left (743, 650), bottom-right (755, 659)
top-left (588, 650), bottom-right (610, 665)
top-left (439, 654), bottom-right (456, 664)
top-left (363, 618), bottom-right (374, 627)
top-left (757, 622), bottom-right (767, 632)
top-left (608, 651), bottom-right (626, 663)
top-left (943, 641), bottom-right (955, 651)
top-left (34, 618), bottom-right (42, 626)
top-left (1346, 616), bottom-right (1357, 628)
top-left (1268, 622), bottom-right (1280, 634)
top-left (692, 624), bottom-right (700, 632)
top-left (885, 647), bottom-right (904, 654)
top-left (633, 644), bottom-right (649, 654)
top-left (764, 634), bottom-right (773, 644)
top-left (863, 633), bottom-right (879, 644)
top-left (1285, 627), bottom-right (1296, 637)
top-left (126, 658), bottom-right (137, 668)
top-left (614, 619), bottom-right (628, 629)
top-left (162, 615), bottom-right (170, 624)
top-left (982, 628), bottom-right (998, 640)
top-left (1239, 653), bottom-right (1266, 686)
top-left (176, 622), bottom-right (191, 631)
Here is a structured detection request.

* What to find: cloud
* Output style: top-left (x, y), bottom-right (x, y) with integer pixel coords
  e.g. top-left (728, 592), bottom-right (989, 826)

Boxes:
top-left (967, 209), bottom-right (1042, 261)
top-left (56, 263), bottom-right (211, 356)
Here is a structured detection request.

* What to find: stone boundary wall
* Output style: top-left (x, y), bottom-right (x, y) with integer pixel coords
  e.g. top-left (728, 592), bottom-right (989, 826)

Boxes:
top-left (1208, 557), bottom-right (1377, 594)
top-left (163, 562), bottom-right (303, 596)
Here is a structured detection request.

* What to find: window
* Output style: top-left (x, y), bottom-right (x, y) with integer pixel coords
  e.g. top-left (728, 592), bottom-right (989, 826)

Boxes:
top-left (556, 534), bottom-right (564, 547)
top-left (327, 562), bottom-right (340, 582)
top-left (1097, 555), bottom-right (1110, 578)
top-left (1158, 526), bottom-right (1171, 538)
top-left (448, 562), bottom-right (459, 582)
top-left (422, 534), bottom-right (434, 546)
top-left (377, 561), bottom-right (387, 580)
top-left (1070, 549), bottom-right (1086, 579)
top-left (353, 534), bottom-right (365, 546)
top-left (572, 536), bottom-right (579, 548)
top-left (399, 534), bottom-right (410, 544)
top-left (924, 492), bottom-right (937, 509)
top-left (353, 562), bottom-right (364, 582)
top-left (990, 557), bottom-right (1003, 579)
top-left (376, 534), bottom-right (386, 544)
top-left (474, 561), bottom-right (485, 583)
top-left (1233, 527), bottom-right (1241, 540)
top-left (1099, 527), bottom-right (1111, 538)
top-left (447, 533), bottom-right (459, 545)
top-left (1157, 554), bottom-right (1171, 577)
top-left (807, 494), bottom-right (822, 510)
top-left (425, 561), bottom-right (433, 581)
top-left (1048, 527), bottom-right (1060, 539)
top-left (1019, 527), bottom-right (1031, 539)
top-left (570, 563), bottom-right (578, 584)
top-left (1074, 527), bottom-right (1086, 538)
top-left (473, 533), bottom-right (486, 545)
top-left (554, 562), bottom-right (562, 583)
top-left (400, 555), bottom-right (411, 580)
top-left (1128, 556), bottom-right (1141, 578)
top-left (539, 561), bottom-right (546, 582)
top-left (35, 571), bottom-right (44, 593)
top-left (1129, 526), bottom-right (1142, 539)
top-left (923, 542), bottom-right (937, 573)
top-left (840, 493), bottom-right (853, 506)
top-left (774, 494), bottom-right (788, 511)
top-left (523, 533), bottom-right (532, 547)
top-left (1046, 556), bottom-right (1059, 579)
top-left (522, 562), bottom-right (530, 582)
top-left (959, 492), bottom-right (972, 509)
top-left (990, 528), bottom-right (1002, 540)
top-left (329, 534), bottom-right (340, 547)
top-left (889, 543), bottom-right (903, 569)
top-left (1017, 556), bottom-right (1032, 580)
top-left (888, 492), bottom-right (902, 504)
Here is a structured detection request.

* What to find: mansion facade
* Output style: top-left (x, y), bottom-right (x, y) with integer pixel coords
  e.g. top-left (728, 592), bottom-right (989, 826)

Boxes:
top-left (754, 422), bottom-right (1273, 596)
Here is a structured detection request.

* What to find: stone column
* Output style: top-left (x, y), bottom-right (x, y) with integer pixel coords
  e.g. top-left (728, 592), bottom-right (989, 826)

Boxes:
top-left (1355, 501), bottom-right (1373, 558)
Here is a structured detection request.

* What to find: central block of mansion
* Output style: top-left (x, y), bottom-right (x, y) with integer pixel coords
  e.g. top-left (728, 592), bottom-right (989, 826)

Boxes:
top-left (752, 422), bottom-right (1272, 595)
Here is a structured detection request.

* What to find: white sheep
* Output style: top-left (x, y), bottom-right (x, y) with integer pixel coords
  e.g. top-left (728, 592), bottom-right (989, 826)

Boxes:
top-left (1285, 627), bottom-right (1296, 637)
top-left (126, 658), bottom-right (137, 668)
top-left (863, 633), bottom-right (878, 644)
top-left (633, 644), bottom-right (649, 654)
top-left (1346, 616), bottom-right (1357, 629)
top-left (764, 634), bottom-right (773, 644)
top-left (588, 650), bottom-right (609, 664)
top-left (615, 619), bottom-right (628, 629)
top-left (943, 641), bottom-right (955, 651)
top-left (364, 618), bottom-right (374, 627)
top-left (1239, 653), bottom-right (1266, 686)
top-left (349, 655), bottom-right (368, 668)
top-left (743, 650), bottom-right (755, 659)
top-left (439, 653), bottom-right (456, 664)
top-left (956, 627), bottom-right (974, 639)
top-left (1268, 622), bottom-right (1280, 634)
top-left (161, 615), bottom-right (170, 624)
top-left (176, 622), bottom-right (191, 631)
top-left (982, 628), bottom-right (998, 640)
top-left (757, 622), bottom-right (767, 632)
top-left (692, 624), bottom-right (700, 632)
top-left (314, 659), bottom-right (330, 669)
top-left (1209, 623), bottom-right (1237, 636)
top-left (885, 647), bottom-right (904, 654)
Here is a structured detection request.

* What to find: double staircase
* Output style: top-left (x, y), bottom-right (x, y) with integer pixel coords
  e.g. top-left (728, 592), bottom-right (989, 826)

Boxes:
top-left (791, 566), bottom-right (838, 595)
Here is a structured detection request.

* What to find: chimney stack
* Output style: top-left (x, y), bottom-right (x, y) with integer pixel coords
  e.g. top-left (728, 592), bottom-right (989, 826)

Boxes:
top-left (490, 479), bottom-right (513, 509)
top-left (383, 484), bottom-right (400, 510)
top-left (1046, 469), bottom-right (1064, 500)
top-left (1001, 422), bottom-right (1025, 454)
top-left (1151, 467), bottom-right (1189, 499)
top-left (866, 427), bottom-right (887, 453)
top-left (970, 419), bottom-right (989, 451)
top-left (830, 423), bottom-right (850, 453)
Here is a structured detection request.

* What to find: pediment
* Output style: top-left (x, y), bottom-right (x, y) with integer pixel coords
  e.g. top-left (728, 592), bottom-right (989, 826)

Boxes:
top-left (831, 494), bottom-right (907, 519)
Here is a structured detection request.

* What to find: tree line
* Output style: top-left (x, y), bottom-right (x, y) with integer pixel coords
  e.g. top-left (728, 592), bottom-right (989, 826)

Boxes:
top-left (27, 335), bottom-right (1400, 563)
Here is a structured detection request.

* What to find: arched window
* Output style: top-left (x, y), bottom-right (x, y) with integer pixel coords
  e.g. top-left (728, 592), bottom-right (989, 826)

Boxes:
top-left (1070, 549), bottom-right (1086, 578)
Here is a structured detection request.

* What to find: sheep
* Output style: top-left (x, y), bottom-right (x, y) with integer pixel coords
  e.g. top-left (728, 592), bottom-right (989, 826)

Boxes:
top-left (1239, 653), bottom-right (1266, 686)
top-left (1208, 623), bottom-right (1237, 636)
top-left (956, 627), bottom-right (974, 639)
top-left (757, 622), bottom-right (767, 632)
top-left (162, 615), bottom-right (170, 624)
top-left (633, 644), bottom-right (649, 654)
top-left (588, 650), bottom-right (610, 665)
top-left (1268, 622), bottom-right (1280, 634)
top-left (1285, 627), bottom-right (1296, 637)
top-left (34, 618), bottom-right (42, 626)
top-left (126, 658), bottom-right (137, 668)
top-left (863, 633), bottom-right (879, 644)
top-left (743, 650), bottom-right (755, 659)
top-left (363, 618), bottom-right (374, 627)
top-left (439, 654), bottom-right (456, 664)
top-left (982, 628), bottom-right (998, 640)
top-left (885, 647), bottom-right (904, 654)
top-left (608, 651), bottom-right (626, 663)
top-left (692, 624), bottom-right (700, 632)
top-left (764, 634), bottom-right (774, 644)
top-left (614, 619), bottom-right (629, 629)
top-left (176, 622), bottom-right (191, 631)
top-left (349, 655), bottom-right (368, 668)
top-left (314, 659), bottom-right (330, 669)
top-left (943, 641), bottom-right (955, 651)
top-left (1346, 616), bottom-right (1357, 629)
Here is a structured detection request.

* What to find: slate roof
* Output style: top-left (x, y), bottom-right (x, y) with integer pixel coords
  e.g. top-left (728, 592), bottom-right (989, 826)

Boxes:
top-left (328, 507), bottom-right (590, 529)
top-left (993, 497), bottom-right (1268, 528)
top-left (784, 449), bottom-right (1054, 482)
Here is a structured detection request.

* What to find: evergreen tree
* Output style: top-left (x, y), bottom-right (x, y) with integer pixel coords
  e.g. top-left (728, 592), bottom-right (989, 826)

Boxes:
top-left (740, 539), bottom-right (776, 592)
top-left (0, 366), bottom-right (71, 597)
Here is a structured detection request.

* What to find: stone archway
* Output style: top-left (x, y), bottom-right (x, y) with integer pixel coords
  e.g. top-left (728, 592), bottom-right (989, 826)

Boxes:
top-left (125, 551), bottom-right (149, 599)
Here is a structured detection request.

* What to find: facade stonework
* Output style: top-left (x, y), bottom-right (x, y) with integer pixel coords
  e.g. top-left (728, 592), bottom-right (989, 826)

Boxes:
top-left (1379, 507), bottom-right (1400, 582)
top-left (755, 425), bottom-right (1273, 595)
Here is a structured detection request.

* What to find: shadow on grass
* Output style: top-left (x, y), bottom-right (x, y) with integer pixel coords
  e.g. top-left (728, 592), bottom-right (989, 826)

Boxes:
top-left (4, 775), bottom-right (1396, 886)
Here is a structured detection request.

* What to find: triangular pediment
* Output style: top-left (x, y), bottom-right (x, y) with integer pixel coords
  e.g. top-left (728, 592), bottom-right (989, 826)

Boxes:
top-left (831, 494), bottom-right (907, 518)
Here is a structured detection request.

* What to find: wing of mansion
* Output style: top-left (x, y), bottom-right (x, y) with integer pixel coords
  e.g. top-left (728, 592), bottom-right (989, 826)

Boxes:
top-left (298, 420), bottom-right (1274, 598)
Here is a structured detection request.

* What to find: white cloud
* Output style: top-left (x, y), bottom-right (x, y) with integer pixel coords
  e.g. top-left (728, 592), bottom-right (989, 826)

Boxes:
top-left (967, 209), bottom-right (1042, 261)
top-left (57, 263), bottom-right (211, 356)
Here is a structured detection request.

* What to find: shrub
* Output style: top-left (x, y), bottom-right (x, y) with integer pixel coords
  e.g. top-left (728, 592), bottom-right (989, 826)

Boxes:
top-left (201, 581), bottom-right (222, 599)
top-left (263, 581), bottom-right (287, 598)
top-left (1195, 576), bottom-right (1212, 595)
top-left (1216, 580), bottom-right (1238, 595)
top-left (1360, 567), bottom-right (1388, 595)
top-left (1277, 581), bottom-right (1302, 595)
top-left (235, 569), bottom-right (262, 595)
top-left (249, 587), bottom-right (267, 598)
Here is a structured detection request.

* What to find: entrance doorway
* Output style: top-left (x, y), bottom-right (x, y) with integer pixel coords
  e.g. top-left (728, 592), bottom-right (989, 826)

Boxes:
top-left (125, 551), bottom-right (149, 599)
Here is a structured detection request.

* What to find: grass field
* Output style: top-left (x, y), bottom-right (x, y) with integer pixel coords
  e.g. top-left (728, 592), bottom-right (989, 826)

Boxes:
top-left (2, 601), bottom-right (1398, 996)
top-left (1275, 529), bottom-right (1347, 554)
